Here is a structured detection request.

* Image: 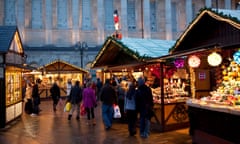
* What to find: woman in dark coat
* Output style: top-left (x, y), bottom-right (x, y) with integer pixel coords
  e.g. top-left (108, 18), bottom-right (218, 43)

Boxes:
top-left (50, 82), bottom-right (60, 112)
top-left (31, 79), bottom-right (42, 116)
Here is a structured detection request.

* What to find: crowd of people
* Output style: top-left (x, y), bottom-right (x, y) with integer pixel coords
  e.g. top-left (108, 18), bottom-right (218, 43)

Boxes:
top-left (23, 75), bottom-right (154, 138)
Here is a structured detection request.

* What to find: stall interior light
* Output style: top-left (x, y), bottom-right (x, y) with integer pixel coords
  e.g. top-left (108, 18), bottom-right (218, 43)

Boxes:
top-left (233, 49), bottom-right (240, 64)
top-left (207, 52), bottom-right (222, 66)
top-left (188, 55), bottom-right (201, 68)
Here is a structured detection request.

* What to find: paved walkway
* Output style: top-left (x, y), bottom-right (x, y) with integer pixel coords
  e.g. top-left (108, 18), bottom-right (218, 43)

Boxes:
top-left (0, 99), bottom-right (192, 144)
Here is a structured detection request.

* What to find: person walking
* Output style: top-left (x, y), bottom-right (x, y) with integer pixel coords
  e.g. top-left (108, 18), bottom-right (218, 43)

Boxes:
top-left (67, 80), bottom-right (82, 120)
top-left (135, 77), bottom-right (154, 138)
top-left (24, 82), bottom-right (33, 114)
top-left (66, 79), bottom-right (72, 98)
top-left (124, 81), bottom-right (137, 136)
top-left (100, 79), bottom-right (117, 130)
top-left (31, 78), bottom-right (42, 116)
top-left (116, 80), bottom-right (128, 123)
top-left (50, 81), bottom-right (60, 112)
top-left (82, 81), bottom-right (97, 125)
top-left (96, 78), bottom-right (103, 101)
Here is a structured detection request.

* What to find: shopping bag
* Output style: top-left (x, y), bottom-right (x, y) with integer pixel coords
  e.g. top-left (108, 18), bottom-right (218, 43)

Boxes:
top-left (64, 102), bottom-right (72, 112)
top-left (113, 104), bottom-right (121, 118)
top-left (80, 103), bottom-right (86, 116)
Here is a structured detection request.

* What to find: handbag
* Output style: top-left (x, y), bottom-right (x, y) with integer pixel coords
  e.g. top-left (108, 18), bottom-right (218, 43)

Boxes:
top-left (113, 104), bottom-right (121, 118)
top-left (64, 102), bottom-right (72, 112)
top-left (80, 103), bottom-right (86, 116)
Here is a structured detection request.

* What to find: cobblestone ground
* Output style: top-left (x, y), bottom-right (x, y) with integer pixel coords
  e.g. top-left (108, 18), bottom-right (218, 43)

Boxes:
top-left (0, 99), bottom-right (192, 144)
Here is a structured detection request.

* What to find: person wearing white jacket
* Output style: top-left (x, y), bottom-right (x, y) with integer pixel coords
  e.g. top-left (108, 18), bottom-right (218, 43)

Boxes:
top-left (124, 81), bottom-right (137, 136)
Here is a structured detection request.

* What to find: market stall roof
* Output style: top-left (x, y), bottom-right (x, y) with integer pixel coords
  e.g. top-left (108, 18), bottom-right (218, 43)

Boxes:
top-left (168, 8), bottom-right (240, 55)
top-left (38, 59), bottom-right (88, 74)
top-left (0, 26), bottom-right (24, 54)
top-left (91, 36), bottom-right (175, 69)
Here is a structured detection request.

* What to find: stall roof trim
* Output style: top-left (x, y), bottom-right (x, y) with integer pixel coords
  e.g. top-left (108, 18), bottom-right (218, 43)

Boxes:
top-left (38, 59), bottom-right (88, 73)
top-left (91, 36), bottom-right (175, 68)
top-left (169, 8), bottom-right (240, 54)
top-left (0, 26), bottom-right (22, 53)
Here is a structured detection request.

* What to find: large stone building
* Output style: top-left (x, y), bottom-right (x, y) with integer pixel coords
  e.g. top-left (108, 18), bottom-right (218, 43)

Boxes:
top-left (0, 0), bottom-right (239, 72)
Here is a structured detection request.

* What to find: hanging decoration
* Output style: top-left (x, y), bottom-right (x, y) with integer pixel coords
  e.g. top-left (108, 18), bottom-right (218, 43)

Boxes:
top-left (112, 10), bottom-right (122, 39)
top-left (233, 49), bottom-right (240, 64)
top-left (188, 55), bottom-right (201, 68)
top-left (207, 52), bottom-right (222, 66)
top-left (174, 58), bottom-right (185, 68)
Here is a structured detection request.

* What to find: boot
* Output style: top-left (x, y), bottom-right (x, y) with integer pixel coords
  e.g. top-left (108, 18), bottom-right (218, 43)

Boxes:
top-left (68, 114), bottom-right (72, 120)
top-left (92, 119), bottom-right (96, 125)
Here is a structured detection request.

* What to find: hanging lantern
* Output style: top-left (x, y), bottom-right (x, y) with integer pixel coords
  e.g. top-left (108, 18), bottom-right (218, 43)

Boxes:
top-left (188, 55), bottom-right (201, 68)
top-left (233, 50), bottom-right (240, 64)
top-left (207, 52), bottom-right (222, 66)
top-left (174, 58), bottom-right (185, 68)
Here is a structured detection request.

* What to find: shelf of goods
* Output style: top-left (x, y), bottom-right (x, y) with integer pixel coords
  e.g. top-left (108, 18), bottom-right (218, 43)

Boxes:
top-left (151, 86), bottom-right (189, 104)
top-left (186, 61), bottom-right (240, 144)
top-left (195, 61), bottom-right (240, 108)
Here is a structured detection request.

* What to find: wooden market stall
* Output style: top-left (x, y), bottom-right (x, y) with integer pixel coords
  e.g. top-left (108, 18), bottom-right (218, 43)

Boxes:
top-left (0, 26), bottom-right (29, 128)
top-left (91, 36), bottom-right (191, 132)
top-left (156, 8), bottom-right (240, 143)
top-left (29, 59), bottom-right (88, 99)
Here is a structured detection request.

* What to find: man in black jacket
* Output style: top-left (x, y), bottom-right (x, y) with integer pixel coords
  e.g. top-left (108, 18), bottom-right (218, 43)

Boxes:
top-left (68, 80), bottom-right (82, 120)
top-left (31, 78), bottom-right (42, 116)
top-left (135, 77), bottom-right (154, 138)
top-left (100, 79), bottom-right (117, 130)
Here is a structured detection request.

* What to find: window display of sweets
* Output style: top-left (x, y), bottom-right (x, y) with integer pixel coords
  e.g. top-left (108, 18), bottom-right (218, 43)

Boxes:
top-left (199, 61), bottom-right (240, 106)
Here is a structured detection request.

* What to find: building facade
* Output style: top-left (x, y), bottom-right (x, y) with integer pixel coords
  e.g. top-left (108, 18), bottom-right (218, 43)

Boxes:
top-left (0, 0), bottom-right (239, 72)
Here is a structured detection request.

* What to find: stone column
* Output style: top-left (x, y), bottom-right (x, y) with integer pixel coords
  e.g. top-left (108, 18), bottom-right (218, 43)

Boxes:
top-left (165, 0), bottom-right (172, 40)
top-left (205, 0), bottom-right (212, 8)
top-left (45, 0), bottom-right (53, 45)
top-left (224, 0), bottom-right (231, 9)
top-left (186, 0), bottom-right (192, 25)
top-left (72, 0), bottom-right (79, 44)
top-left (97, 0), bottom-right (104, 44)
top-left (121, 0), bottom-right (128, 37)
top-left (143, 0), bottom-right (151, 38)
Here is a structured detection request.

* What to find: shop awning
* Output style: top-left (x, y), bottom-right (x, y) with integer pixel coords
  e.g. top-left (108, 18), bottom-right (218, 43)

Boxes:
top-left (169, 8), bottom-right (240, 55)
top-left (91, 37), bottom-right (175, 69)
top-left (38, 59), bottom-right (88, 74)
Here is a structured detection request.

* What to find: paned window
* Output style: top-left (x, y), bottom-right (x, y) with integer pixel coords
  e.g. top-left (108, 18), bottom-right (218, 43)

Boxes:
top-left (104, 0), bottom-right (114, 30)
top-left (32, 0), bottom-right (43, 29)
top-left (82, 0), bottom-right (92, 30)
top-left (150, 0), bottom-right (157, 32)
top-left (57, 0), bottom-right (68, 29)
top-left (127, 0), bottom-right (136, 31)
top-left (4, 0), bottom-right (16, 25)
top-left (171, 2), bottom-right (177, 32)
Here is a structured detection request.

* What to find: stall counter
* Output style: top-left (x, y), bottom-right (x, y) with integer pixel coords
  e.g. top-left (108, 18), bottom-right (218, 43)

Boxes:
top-left (187, 99), bottom-right (240, 144)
